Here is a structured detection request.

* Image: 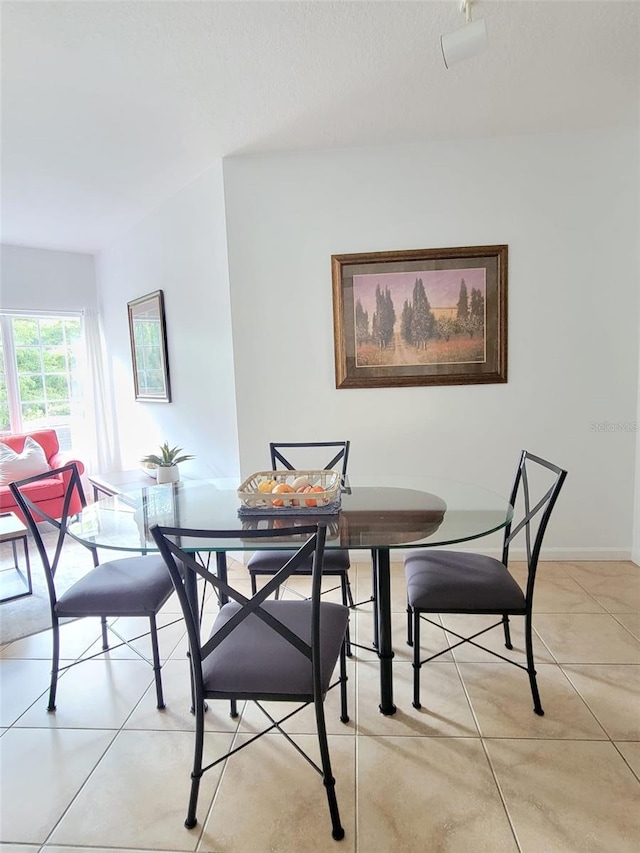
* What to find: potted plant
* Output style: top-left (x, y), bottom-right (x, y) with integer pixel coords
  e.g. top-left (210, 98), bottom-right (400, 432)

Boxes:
top-left (141, 442), bottom-right (195, 484)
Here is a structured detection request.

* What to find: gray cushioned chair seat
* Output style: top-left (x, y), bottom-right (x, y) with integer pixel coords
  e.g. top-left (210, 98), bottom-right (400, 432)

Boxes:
top-left (201, 599), bottom-right (349, 699)
top-left (56, 555), bottom-right (174, 617)
top-left (405, 550), bottom-right (526, 613)
top-left (247, 548), bottom-right (350, 575)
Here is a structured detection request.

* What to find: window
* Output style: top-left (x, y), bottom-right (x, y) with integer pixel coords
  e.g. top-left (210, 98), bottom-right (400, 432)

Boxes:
top-left (0, 313), bottom-right (86, 452)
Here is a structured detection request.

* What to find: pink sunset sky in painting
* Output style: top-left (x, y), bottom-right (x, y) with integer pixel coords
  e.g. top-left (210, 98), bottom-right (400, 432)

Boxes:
top-left (353, 267), bottom-right (486, 318)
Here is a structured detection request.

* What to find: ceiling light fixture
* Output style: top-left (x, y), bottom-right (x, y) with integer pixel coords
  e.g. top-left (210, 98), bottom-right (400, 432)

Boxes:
top-left (441, 0), bottom-right (488, 69)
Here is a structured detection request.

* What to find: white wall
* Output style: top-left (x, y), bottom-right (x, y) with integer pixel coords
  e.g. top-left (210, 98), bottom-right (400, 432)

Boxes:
top-left (97, 163), bottom-right (240, 479)
top-left (224, 128), bottom-right (639, 558)
top-left (633, 315), bottom-right (640, 566)
top-left (634, 125), bottom-right (640, 567)
top-left (0, 243), bottom-right (97, 311)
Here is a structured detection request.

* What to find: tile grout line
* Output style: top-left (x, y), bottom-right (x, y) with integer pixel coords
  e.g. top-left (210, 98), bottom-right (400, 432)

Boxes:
top-left (195, 699), bottom-right (245, 853)
top-left (609, 612), bottom-right (640, 642)
top-left (447, 635), bottom-right (524, 853)
top-left (30, 614), bottom-right (184, 851)
top-left (557, 663), bottom-right (638, 748)
top-left (611, 742), bottom-right (640, 784)
top-left (38, 640), bottom-right (158, 851)
top-left (478, 736), bottom-right (524, 853)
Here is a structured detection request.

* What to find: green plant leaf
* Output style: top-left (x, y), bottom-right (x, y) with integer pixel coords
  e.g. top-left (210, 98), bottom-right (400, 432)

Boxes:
top-left (141, 441), bottom-right (195, 467)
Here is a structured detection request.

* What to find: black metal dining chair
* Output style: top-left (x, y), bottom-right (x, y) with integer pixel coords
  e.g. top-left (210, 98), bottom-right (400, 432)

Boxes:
top-left (246, 443), bottom-right (362, 649)
top-left (10, 463), bottom-right (175, 712)
top-left (405, 450), bottom-right (567, 715)
top-left (150, 521), bottom-right (349, 840)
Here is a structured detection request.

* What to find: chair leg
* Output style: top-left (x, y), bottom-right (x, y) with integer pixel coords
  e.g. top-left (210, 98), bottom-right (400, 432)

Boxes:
top-left (230, 699), bottom-right (238, 718)
top-left (524, 612), bottom-right (544, 716)
top-left (371, 550), bottom-right (379, 649)
top-left (502, 614), bottom-right (513, 650)
top-left (344, 574), bottom-right (355, 609)
top-left (406, 603), bottom-right (413, 647)
top-left (339, 641), bottom-right (349, 724)
top-left (340, 575), bottom-right (352, 658)
top-left (313, 689), bottom-right (344, 840)
top-left (101, 615), bottom-right (109, 650)
top-left (185, 686), bottom-right (206, 828)
top-left (250, 573), bottom-right (257, 595)
top-left (412, 611), bottom-right (421, 710)
top-left (48, 615), bottom-right (61, 712)
top-left (149, 614), bottom-right (165, 710)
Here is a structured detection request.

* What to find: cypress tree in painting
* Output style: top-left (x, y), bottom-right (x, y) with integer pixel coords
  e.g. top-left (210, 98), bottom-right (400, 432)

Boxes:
top-left (410, 278), bottom-right (435, 349)
top-left (401, 299), bottom-right (414, 343)
top-left (355, 298), bottom-right (369, 344)
top-left (466, 286), bottom-right (485, 338)
top-left (372, 284), bottom-right (396, 348)
top-left (456, 278), bottom-right (469, 321)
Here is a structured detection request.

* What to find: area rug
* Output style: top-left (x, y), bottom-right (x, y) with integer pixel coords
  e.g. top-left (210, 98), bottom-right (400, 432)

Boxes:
top-left (0, 532), bottom-right (90, 645)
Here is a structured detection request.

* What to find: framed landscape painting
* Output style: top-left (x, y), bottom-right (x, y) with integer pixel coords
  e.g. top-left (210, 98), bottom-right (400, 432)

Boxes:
top-left (331, 245), bottom-right (508, 389)
top-left (127, 289), bottom-right (172, 402)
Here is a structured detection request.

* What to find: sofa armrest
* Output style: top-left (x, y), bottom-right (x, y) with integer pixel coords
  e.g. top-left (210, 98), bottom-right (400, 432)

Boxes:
top-left (50, 452), bottom-right (86, 476)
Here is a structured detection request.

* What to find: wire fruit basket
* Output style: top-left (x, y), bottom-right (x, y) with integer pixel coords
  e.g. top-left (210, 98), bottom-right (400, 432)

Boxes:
top-left (237, 469), bottom-right (342, 514)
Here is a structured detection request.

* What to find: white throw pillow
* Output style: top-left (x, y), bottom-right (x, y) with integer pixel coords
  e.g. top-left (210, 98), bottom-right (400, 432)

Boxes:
top-left (0, 436), bottom-right (51, 486)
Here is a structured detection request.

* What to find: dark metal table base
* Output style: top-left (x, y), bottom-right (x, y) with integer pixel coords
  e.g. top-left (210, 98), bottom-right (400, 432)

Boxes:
top-left (373, 547), bottom-right (396, 715)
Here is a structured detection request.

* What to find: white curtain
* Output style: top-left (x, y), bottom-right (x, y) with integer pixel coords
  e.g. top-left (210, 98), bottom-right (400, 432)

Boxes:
top-left (83, 309), bottom-right (121, 473)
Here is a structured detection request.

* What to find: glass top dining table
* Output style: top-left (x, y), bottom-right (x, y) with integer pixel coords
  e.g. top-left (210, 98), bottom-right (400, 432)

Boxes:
top-left (69, 474), bottom-right (513, 715)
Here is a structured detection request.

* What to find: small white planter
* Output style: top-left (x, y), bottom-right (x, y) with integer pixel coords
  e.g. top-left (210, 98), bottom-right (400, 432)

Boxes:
top-left (156, 465), bottom-right (180, 484)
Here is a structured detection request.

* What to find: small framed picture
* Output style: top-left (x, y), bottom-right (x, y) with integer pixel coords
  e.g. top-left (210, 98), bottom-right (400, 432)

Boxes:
top-left (127, 290), bottom-right (172, 402)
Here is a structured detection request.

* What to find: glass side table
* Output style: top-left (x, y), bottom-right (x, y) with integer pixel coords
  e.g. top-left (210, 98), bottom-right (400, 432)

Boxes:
top-left (0, 512), bottom-right (32, 603)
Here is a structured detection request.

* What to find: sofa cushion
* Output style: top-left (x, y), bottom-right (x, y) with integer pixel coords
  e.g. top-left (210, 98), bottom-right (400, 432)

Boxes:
top-left (0, 436), bottom-right (51, 486)
top-left (10, 476), bottom-right (63, 500)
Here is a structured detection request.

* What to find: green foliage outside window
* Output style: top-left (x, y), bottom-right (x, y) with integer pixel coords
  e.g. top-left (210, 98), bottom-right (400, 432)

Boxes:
top-left (12, 318), bottom-right (39, 346)
top-left (1, 314), bottom-right (83, 437)
top-left (21, 403), bottom-right (46, 423)
top-left (16, 347), bottom-right (42, 372)
top-left (47, 402), bottom-right (71, 417)
top-left (19, 375), bottom-right (44, 400)
top-left (39, 319), bottom-right (65, 346)
top-left (45, 374), bottom-right (70, 400)
top-left (43, 350), bottom-right (66, 371)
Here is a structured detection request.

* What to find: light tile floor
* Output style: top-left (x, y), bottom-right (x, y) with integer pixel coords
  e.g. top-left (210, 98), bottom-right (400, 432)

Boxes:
top-left (1, 558), bottom-right (639, 852)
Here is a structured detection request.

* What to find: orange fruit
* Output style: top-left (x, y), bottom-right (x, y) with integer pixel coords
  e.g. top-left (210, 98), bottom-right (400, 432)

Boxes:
top-left (272, 483), bottom-right (294, 494)
top-left (305, 485), bottom-right (325, 507)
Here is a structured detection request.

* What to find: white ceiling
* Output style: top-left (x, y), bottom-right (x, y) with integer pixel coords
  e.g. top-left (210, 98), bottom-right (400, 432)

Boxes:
top-left (1, 0), bottom-right (638, 254)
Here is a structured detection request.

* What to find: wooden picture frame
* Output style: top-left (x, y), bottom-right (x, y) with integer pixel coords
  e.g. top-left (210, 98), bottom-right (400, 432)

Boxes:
top-left (127, 290), bottom-right (172, 402)
top-left (331, 244), bottom-right (508, 389)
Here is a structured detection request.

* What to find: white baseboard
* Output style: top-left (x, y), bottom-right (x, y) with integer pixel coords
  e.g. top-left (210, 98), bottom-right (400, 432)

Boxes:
top-left (233, 547), bottom-right (636, 565)
top-left (349, 547), bottom-right (635, 563)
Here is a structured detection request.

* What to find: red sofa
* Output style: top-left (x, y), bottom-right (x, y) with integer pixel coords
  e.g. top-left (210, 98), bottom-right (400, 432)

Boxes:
top-left (0, 429), bottom-right (85, 522)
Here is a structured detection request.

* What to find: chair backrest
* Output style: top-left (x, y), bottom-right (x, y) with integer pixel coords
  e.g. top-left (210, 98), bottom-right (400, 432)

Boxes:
top-left (503, 450), bottom-right (567, 598)
top-left (9, 462), bottom-right (90, 608)
top-left (150, 522), bottom-right (328, 695)
top-left (269, 442), bottom-right (350, 482)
